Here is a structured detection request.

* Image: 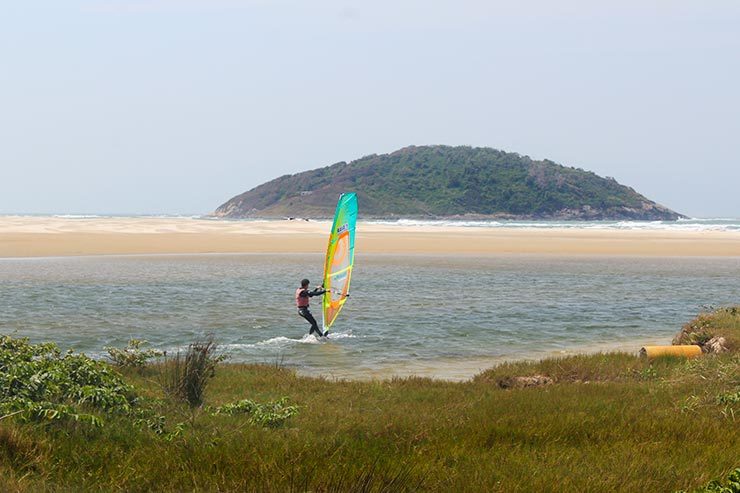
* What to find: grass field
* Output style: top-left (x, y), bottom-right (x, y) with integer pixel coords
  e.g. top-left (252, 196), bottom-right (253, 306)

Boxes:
top-left (1, 308), bottom-right (738, 492)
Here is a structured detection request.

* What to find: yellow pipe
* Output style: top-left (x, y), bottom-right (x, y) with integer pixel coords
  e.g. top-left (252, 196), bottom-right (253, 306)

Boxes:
top-left (639, 345), bottom-right (702, 359)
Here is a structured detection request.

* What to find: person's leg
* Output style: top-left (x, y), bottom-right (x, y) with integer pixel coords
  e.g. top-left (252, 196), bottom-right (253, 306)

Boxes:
top-left (299, 309), bottom-right (322, 336)
top-left (306, 311), bottom-right (321, 336)
top-left (298, 308), bottom-right (310, 327)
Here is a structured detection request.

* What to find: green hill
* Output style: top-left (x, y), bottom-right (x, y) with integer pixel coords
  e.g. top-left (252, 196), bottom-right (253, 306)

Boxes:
top-left (214, 146), bottom-right (683, 220)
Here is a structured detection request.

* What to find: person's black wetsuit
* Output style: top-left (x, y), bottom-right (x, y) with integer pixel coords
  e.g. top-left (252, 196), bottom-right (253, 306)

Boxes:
top-left (297, 287), bottom-right (327, 336)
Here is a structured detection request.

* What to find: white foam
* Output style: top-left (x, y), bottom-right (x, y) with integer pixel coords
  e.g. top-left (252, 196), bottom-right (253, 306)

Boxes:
top-left (259, 336), bottom-right (300, 346)
top-left (225, 335), bottom-right (318, 350)
top-left (325, 330), bottom-right (357, 340)
top-left (52, 214), bottom-right (103, 219)
top-left (367, 218), bottom-right (740, 232)
top-left (223, 330), bottom-right (357, 351)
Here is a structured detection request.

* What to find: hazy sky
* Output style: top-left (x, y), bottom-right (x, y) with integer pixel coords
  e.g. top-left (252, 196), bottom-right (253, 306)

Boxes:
top-left (1, 1), bottom-right (738, 217)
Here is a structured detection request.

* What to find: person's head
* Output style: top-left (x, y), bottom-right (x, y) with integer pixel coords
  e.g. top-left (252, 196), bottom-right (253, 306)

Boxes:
top-left (301, 278), bottom-right (310, 288)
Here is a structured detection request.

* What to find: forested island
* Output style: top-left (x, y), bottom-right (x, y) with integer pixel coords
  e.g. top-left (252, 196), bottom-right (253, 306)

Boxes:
top-left (215, 145), bottom-right (683, 220)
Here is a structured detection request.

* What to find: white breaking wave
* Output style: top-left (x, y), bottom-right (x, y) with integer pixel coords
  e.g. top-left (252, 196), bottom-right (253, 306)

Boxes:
top-left (13, 214), bottom-right (737, 232)
top-left (368, 218), bottom-right (740, 232)
top-left (225, 330), bottom-right (357, 350)
top-left (52, 214), bottom-right (104, 219)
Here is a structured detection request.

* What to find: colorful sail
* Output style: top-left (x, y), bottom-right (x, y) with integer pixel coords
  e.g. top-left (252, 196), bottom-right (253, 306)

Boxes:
top-left (322, 193), bottom-right (358, 331)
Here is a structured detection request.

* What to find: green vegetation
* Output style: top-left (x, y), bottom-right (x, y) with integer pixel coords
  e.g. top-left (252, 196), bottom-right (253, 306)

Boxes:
top-left (105, 338), bottom-right (163, 369)
top-left (215, 145), bottom-right (683, 220)
top-left (674, 306), bottom-right (740, 351)
top-left (159, 336), bottom-right (226, 408)
top-left (678, 468), bottom-right (740, 493)
top-left (0, 335), bottom-right (137, 428)
top-left (209, 397), bottom-right (299, 427)
top-left (1, 308), bottom-right (738, 491)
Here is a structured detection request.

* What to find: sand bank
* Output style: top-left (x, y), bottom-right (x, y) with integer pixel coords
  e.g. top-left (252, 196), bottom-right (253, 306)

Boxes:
top-left (1, 216), bottom-right (739, 258)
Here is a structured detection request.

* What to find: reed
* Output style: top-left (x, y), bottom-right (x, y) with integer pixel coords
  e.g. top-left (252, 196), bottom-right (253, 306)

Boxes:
top-left (159, 335), bottom-right (226, 408)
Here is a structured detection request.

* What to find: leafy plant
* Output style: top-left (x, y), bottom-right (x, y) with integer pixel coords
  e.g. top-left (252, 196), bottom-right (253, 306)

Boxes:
top-left (639, 365), bottom-right (658, 380)
top-left (0, 335), bottom-right (137, 427)
top-left (105, 339), bottom-right (163, 369)
top-left (210, 397), bottom-right (299, 427)
top-left (718, 391), bottom-right (740, 405)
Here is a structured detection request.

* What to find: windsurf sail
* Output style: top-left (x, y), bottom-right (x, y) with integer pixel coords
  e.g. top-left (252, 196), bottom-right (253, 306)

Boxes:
top-left (322, 192), bottom-right (358, 331)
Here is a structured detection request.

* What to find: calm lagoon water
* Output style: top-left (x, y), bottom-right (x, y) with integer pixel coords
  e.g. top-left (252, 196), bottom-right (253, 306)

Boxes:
top-left (1, 254), bottom-right (738, 380)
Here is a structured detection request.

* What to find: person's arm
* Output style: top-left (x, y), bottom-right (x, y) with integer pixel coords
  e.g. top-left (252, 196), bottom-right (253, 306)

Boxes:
top-left (308, 286), bottom-right (327, 297)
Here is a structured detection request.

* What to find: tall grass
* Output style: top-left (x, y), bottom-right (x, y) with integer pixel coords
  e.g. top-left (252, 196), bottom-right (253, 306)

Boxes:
top-left (0, 353), bottom-right (735, 492)
top-left (159, 335), bottom-right (225, 408)
top-left (0, 308), bottom-right (738, 491)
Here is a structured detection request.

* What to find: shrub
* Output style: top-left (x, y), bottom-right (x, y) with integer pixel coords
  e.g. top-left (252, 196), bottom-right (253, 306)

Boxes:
top-left (0, 335), bottom-right (137, 427)
top-left (105, 339), bottom-right (163, 369)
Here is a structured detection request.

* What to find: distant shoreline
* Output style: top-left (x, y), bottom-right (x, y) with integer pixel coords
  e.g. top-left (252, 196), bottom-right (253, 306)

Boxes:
top-left (1, 216), bottom-right (739, 258)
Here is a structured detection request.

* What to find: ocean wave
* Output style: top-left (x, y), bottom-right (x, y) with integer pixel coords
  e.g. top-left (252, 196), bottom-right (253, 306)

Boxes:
top-left (368, 218), bottom-right (740, 232)
top-left (52, 214), bottom-right (104, 219)
top-left (7, 214), bottom-right (738, 232)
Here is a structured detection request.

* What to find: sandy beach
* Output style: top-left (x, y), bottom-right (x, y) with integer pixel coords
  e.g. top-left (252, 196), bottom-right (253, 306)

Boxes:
top-left (0, 216), bottom-right (739, 258)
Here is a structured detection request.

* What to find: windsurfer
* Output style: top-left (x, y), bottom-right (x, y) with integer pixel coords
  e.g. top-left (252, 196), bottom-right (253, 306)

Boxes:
top-left (296, 279), bottom-right (328, 337)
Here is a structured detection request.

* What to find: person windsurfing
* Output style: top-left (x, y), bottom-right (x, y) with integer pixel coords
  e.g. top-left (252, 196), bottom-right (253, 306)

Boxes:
top-left (296, 278), bottom-right (328, 337)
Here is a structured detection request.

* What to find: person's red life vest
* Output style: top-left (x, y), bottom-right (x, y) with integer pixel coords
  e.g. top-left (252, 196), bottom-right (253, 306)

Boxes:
top-left (296, 288), bottom-right (310, 308)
